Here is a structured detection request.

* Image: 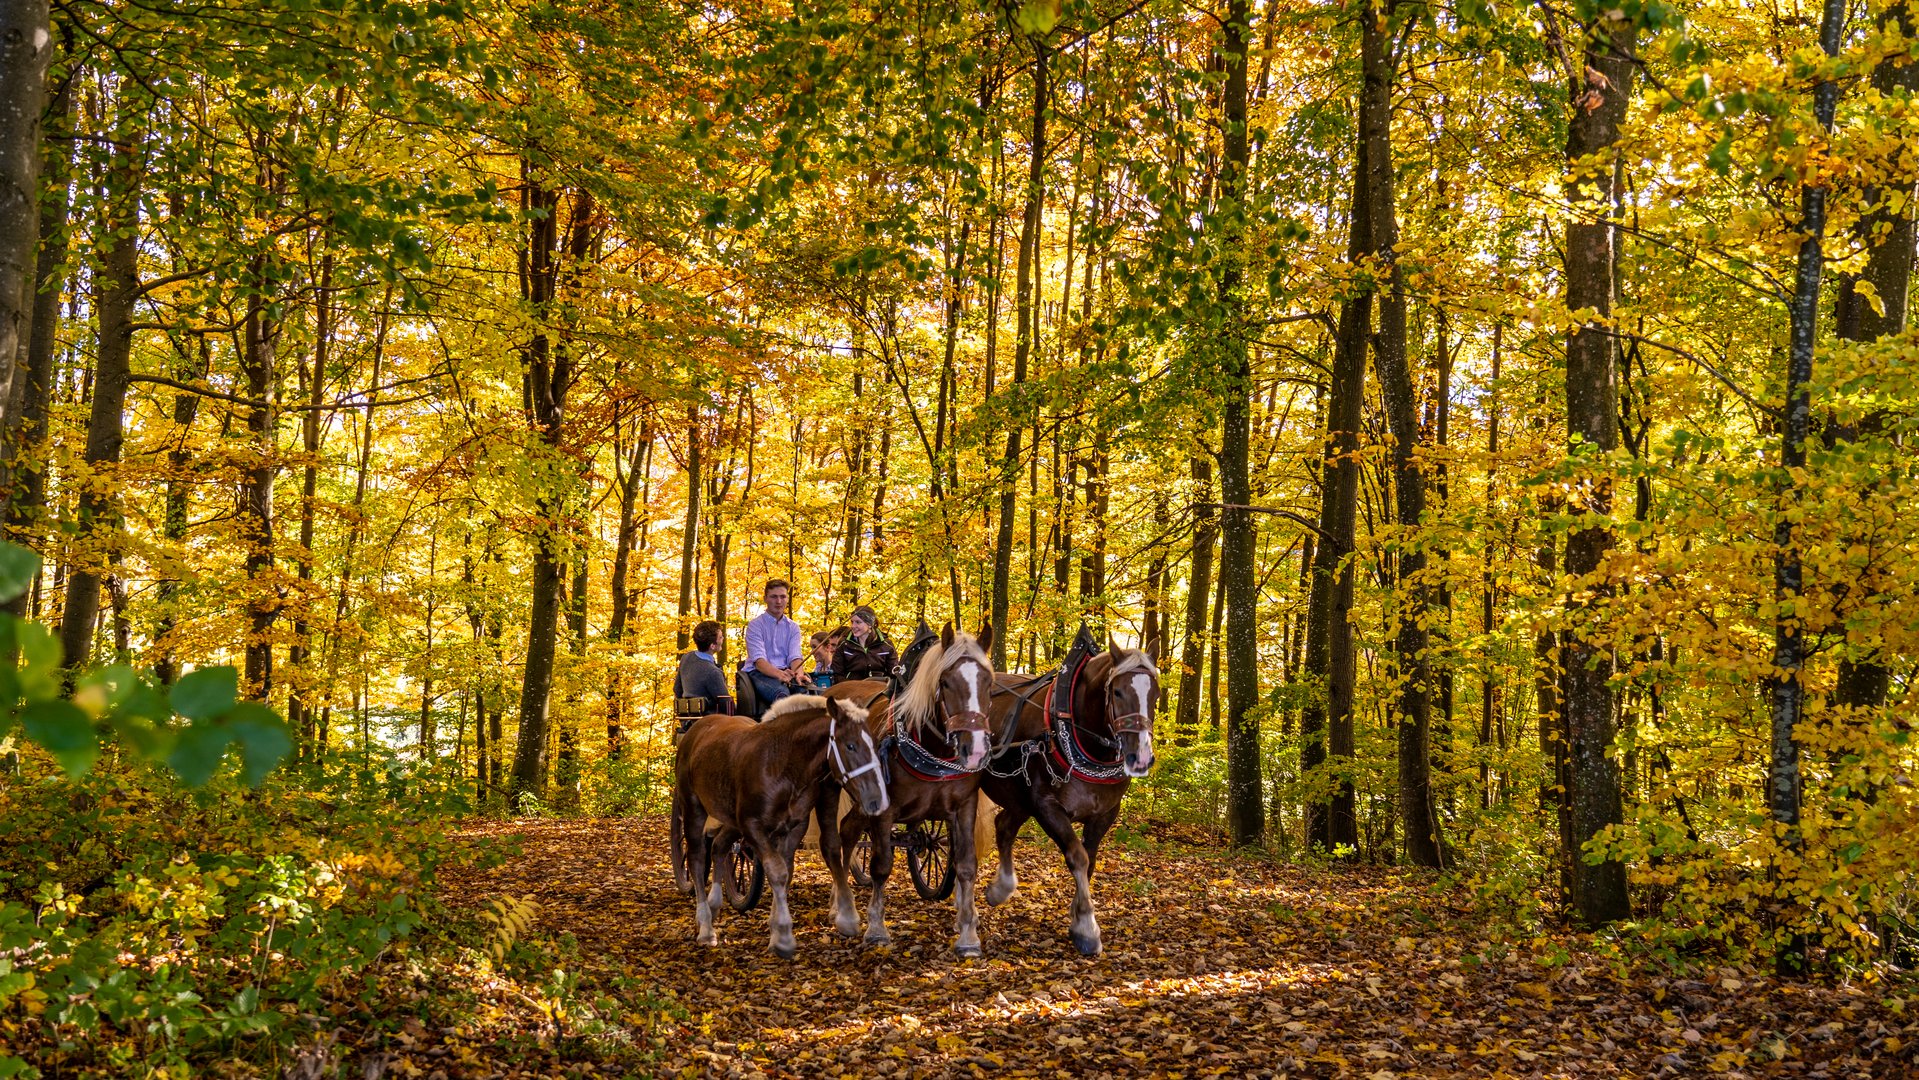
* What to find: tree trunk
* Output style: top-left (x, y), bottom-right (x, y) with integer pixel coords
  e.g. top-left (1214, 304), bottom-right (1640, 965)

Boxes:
top-left (507, 178), bottom-right (574, 809)
top-left (991, 31), bottom-right (1047, 668)
top-left (155, 335), bottom-right (207, 686)
top-left (4, 65), bottom-right (67, 577)
top-left (675, 405), bottom-right (702, 651)
top-left (1361, 1), bottom-right (1444, 867)
top-left (0, 0), bottom-right (51, 433)
top-left (1559, 13), bottom-right (1635, 926)
top-left (1175, 455), bottom-right (1216, 742)
top-left (1303, 114), bottom-right (1370, 857)
top-left (1832, 0), bottom-right (1916, 716)
top-left (60, 123), bottom-right (141, 671)
top-left (605, 420), bottom-right (646, 760)
top-left (1218, 0), bottom-right (1264, 847)
top-left (556, 547), bottom-right (586, 809)
top-left (239, 263), bottom-right (281, 698)
top-left (1769, 0), bottom-right (1845, 973)
top-left (290, 252), bottom-right (334, 750)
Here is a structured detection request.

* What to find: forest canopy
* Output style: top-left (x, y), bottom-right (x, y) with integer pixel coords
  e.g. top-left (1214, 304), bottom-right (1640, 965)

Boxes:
top-left (0, 0), bottom-right (1916, 1071)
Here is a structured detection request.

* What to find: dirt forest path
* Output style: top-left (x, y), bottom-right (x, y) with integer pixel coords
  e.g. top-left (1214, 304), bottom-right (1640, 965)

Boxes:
top-left (441, 818), bottom-right (1910, 1079)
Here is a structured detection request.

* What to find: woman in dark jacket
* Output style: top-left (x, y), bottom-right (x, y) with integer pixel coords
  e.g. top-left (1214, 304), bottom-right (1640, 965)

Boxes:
top-left (832, 605), bottom-right (897, 682)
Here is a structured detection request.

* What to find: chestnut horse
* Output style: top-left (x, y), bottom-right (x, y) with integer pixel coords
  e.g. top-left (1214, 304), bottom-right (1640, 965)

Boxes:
top-left (675, 693), bottom-right (887, 958)
top-left (822, 623), bottom-right (998, 956)
top-left (980, 640), bottom-right (1158, 956)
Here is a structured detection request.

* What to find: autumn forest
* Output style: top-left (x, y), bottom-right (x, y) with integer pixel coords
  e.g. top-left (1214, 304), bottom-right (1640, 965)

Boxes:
top-left (0, 0), bottom-right (1915, 1075)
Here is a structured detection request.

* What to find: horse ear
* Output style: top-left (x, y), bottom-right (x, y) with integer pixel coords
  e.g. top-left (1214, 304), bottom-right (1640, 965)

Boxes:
top-left (941, 622), bottom-right (955, 648)
top-left (976, 623), bottom-right (994, 655)
top-left (1142, 636), bottom-right (1159, 661)
top-left (1109, 637), bottom-right (1123, 659)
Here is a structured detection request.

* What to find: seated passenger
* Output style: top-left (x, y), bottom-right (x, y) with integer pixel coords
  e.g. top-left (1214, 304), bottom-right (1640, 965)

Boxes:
top-left (742, 578), bottom-right (811, 708)
top-left (832, 605), bottom-right (897, 683)
top-left (809, 626), bottom-right (849, 689)
top-left (674, 620), bottom-right (734, 730)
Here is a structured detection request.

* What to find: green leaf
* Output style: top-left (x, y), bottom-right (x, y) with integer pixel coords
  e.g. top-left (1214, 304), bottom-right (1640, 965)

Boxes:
top-left (172, 667), bottom-right (239, 721)
top-left (223, 703), bottom-right (291, 786)
top-left (17, 621), bottom-right (61, 701)
top-left (0, 543), bottom-right (38, 603)
top-left (168, 722), bottom-right (233, 787)
top-left (1012, 0), bottom-right (1060, 36)
top-left (20, 699), bottom-right (98, 777)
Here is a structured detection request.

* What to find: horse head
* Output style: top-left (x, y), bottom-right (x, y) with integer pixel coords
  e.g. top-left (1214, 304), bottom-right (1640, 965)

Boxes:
top-left (1101, 640), bottom-right (1159, 777)
top-left (825, 696), bottom-right (889, 815)
top-left (894, 622), bottom-right (996, 771)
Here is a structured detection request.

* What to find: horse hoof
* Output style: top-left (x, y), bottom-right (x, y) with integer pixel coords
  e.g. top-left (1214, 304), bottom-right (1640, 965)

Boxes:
top-left (835, 920), bottom-right (861, 939)
top-left (864, 934), bottom-right (893, 949)
top-left (772, 943), bottom-right (797, 961)
top-left (1072, 933), bottom-right (1102, 957)
top-left (954, 944), bottom-right (983, 960)
top-left (697, 933), bottom-right (718, 947)
top-left (985, 885), bottom-right (1013, 907)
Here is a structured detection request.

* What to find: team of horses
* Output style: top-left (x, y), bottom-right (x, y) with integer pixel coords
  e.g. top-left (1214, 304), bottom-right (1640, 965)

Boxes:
top-left (672, 623), bottom-right (1159, 958)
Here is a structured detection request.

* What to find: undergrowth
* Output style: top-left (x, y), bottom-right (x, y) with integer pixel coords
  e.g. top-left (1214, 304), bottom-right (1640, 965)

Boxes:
top-left (0, 747), bottom-right (679, 1079)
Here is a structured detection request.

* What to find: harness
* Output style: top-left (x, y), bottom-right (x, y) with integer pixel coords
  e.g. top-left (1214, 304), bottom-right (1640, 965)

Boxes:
top-left (870, 621), bottom-right (986, 785)
top-left (986, 626), bottom-right (1129, 785)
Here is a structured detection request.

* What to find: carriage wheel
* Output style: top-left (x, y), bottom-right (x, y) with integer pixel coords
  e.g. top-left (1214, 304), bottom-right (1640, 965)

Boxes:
top-left (907, 818), bottom-right (957, 901)
top-left (722, 839), bottom-right (765, 912)
top-left (847, 827), bottom-right (874, 887)
top-left (669, 801), bottom-right (694, 896)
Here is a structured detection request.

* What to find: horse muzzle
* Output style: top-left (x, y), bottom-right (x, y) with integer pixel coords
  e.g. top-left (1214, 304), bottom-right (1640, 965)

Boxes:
top-left (1121, 730), bottom-right (1155, 778)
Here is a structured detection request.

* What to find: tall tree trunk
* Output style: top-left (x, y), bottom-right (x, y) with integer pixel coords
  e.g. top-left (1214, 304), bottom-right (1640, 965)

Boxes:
top-left (507, 179), bottom-right (579, 808)
top-left (1769, 0), bottom-right (1845, 974)
top-left (239, 262), bottom-right (281, 698)
top-left (1218, 0), bottom-right (1264, 847)
top-left (324, 287), bottom-right (391, 736)
top-left (1174, 455), bottom-right (1216, 742)
top-left (991, 30), bottom-right (1047, 668)
top-left (675, 406), bottom-right (702, 651)
top-left (605, 419), bottom-right (646, 760)
top-left (1832, 0), bottom-right (1916, 717)
top-left (289, 253), bottom-right (333, 751)
top-left (4, 65), bottom-right (68, 579)
top-left (60, 123), bottom-right (141, 670)
top-left (1559, 13), bottom-right (1636, 926)
top-left (1480, 325), bottom-right (1503, 809)
top-left (155, 335), bottom-right (207, 685)
top-left (1361, 1), bottom-right (1445, 867)
top-left (0, 0), bottom-right (51, 432)
top-left (1303, 118), bottom-right (1370, 856)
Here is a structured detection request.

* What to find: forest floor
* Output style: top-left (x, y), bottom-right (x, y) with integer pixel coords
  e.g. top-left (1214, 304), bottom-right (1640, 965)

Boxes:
top-left (435, 816), bottom-right (1914, 1079)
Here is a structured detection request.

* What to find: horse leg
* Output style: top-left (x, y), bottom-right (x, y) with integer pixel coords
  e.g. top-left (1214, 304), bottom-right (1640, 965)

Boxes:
top-left (760, 825), bottom-right (801, 960)
top-left (1029, 796), bottom-right (1100, 956)
top-left (816, 782), bottom-right (860, 938)
top-left (1081, 807), bottom-right (1121, 877)
top-left (984, 801), bottom-right (1030, 907)
top-left (687, 803), bottom-right (719, 946)
top-left (863, 813), bottom-right (896, 947)
top-left (951, 795), bottom-right (983, 958)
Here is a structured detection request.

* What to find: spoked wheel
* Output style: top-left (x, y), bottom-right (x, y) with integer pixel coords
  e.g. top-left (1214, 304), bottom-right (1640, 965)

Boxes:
top-left (847, 825), bottom-right (874, 887)
top-left (669, 801), bottom-right (693, 896)
top-left (907, 817), bottom-right (957, 901)
top-left (722, 839), bottom-right (765, 912)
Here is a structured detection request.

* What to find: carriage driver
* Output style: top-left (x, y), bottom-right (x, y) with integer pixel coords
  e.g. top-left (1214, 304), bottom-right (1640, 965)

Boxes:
top-left (674, 620), bottom-right (733, 729)
top-left (742, 578), bottom-right (812, 707)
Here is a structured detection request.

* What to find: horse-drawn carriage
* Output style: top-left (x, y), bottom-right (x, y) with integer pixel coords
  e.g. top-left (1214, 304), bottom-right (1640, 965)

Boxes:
top-left (669, 621), bottom-right (1159, 958)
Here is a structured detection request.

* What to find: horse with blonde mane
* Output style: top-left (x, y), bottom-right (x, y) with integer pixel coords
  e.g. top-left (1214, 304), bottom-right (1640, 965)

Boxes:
top-left (821, 622), bottom-right (999, 956)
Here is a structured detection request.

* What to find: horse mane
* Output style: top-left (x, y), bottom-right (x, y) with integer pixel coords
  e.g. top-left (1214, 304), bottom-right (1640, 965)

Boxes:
top-left (893, 632), bottom-right (988, 734)
top-left (763, 694), bottom-right (826, 722)
top-left (1108, 648), bottom-right (1158, 680)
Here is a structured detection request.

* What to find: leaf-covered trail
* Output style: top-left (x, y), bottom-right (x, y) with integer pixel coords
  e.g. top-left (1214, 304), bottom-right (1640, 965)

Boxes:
top-left (442, 818), bottom-right (1911, 1078)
